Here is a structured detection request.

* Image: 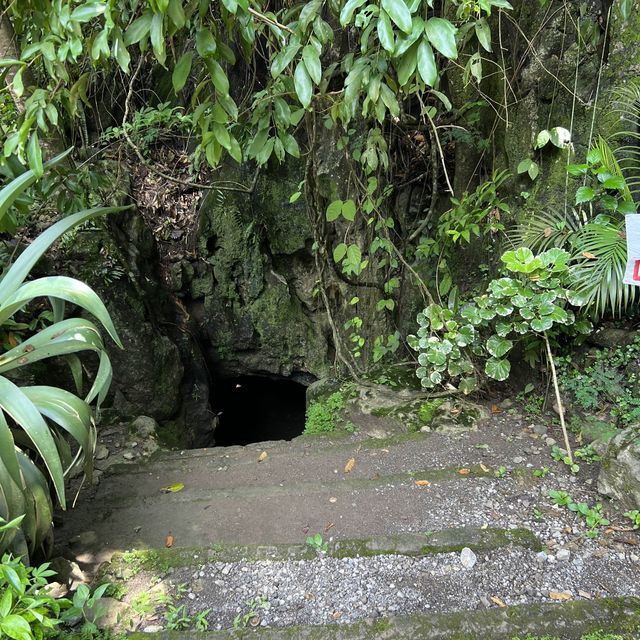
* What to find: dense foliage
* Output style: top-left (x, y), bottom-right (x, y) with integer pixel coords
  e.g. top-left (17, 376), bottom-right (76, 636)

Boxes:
top-left (0, 154), bottom-right (124, 557)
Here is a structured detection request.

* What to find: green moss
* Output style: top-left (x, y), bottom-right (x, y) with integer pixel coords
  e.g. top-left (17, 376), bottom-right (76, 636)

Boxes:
top-left (304, 391), bottom-right (348, 434)
top-left (419, 399), bottom-right (445, 424)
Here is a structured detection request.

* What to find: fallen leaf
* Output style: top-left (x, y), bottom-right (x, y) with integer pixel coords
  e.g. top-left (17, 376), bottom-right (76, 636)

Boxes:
top-left (344, 457), bottom-right (355, 473)
top-left (578, 590), bottom-right (592, 599)
top-left (480, 464), bottom-right (490, 473)
top-left (415, 480), bottom-right (431, 487)
top-left (165, 534), bottom-right (174, 548)
top-left (458, 468), bottom-right (471, 475)
top-left (258, 451), bottom-right (268, 462)
top-left (582, 251), bottom-right (597, 259)
top-left (543, 226), bottom-right (552, 238)
top-left (160, 482), bottom-right (185, 493)
top-left (490, 596), bottom-right (506, 608)
top-left (329, 497), bottom-right (337, 503)
top-left (331, 611), bottom-right (342, 620)
top-left (491, 404), bottom-right (502, 414)
top-left (549, 591), bottom-right (572, 601)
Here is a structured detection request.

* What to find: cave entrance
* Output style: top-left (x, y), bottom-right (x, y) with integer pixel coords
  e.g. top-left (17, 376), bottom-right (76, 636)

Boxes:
top-left (211, 375), bottom-right (307, 446)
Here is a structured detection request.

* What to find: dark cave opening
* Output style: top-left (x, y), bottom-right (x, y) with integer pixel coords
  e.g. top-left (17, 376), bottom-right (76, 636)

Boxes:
top-left (211, 375), bottom-right (307, 447)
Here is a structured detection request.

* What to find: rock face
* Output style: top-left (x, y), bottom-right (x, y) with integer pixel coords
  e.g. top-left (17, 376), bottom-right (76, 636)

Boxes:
top-left (187, 163), bottom-right (331, 381)
top-left (597, 426), bottom-right (640, 510)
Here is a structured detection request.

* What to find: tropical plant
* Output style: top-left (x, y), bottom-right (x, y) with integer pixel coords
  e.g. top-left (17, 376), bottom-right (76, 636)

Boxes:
top-left (512, 137), bottom-right (637, 319)
top-left (0, 536), bottom-right (70, 640)
top-left (0, 149), bottom-right (127, 558)
top-left (409, 247), bottom-right (591, 462)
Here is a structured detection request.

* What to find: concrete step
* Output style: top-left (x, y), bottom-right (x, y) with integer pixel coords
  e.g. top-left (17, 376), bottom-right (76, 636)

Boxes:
top-left (124, 597), bottom-right (640, 640)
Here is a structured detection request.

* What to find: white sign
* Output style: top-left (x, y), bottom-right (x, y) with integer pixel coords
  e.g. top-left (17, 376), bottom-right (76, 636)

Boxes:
top-left (623, 214), bottom-right (640, 286)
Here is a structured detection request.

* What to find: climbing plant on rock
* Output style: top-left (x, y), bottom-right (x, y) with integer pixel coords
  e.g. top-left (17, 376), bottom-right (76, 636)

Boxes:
top-left (0, 0), bottom-right (516, 372)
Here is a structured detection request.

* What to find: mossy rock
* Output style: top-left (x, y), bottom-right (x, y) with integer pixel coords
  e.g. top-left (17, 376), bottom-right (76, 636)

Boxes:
top-left (597, 425), bottom-right (640, 510)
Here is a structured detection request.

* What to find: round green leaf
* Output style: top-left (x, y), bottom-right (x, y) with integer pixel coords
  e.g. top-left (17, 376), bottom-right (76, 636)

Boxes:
top-left (485, 357), bottom-right (511, 381)
top-left (486, 335), bottom-right (513, 358)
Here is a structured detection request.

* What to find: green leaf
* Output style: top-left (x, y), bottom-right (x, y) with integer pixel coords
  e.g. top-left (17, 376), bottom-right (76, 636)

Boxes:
top-left (70, 2), bottom-right (106, 22)
top-left (213, 123), bottom-right (232, 150)
top-left (396, 43), bottom-right (418, 86)
top-left (0, 149), bottom-right (71, 226)
top-left (0, 276), bottom-right (120, 347)
top-left (486, 335), bottom-right (513, 358)
top-left (196, 29), bottom-right (217, 57)
top-left (1, 613), bottom-right (32, 640)
top-left (172, 52), bottom-right (192, 93)
top-left (302, 45), bottom-right (322, 85)
top-left (417, 40), bottom-right (437, 87)
top-left (377, 11), bottom-right (395, 53)
top-left (342, 199), bottom-right (356, 221)
top-left (535, 129), bottom-right (550, 149)
top-left (425, 18), bottom-right (458, 60)
top-left (26, 132), bottom-right (43, 178)
top-left (113, 35), bottom-right (131, 72)
top-left (205, 58), bottom-right (229, 95)
top-left (0, 377), bottom-right (66, 508)
top-left (475, 18), bottom-right (492, 52)
top-left (283, 134), bottom-right (300, 158)
top-left (339, 0), bottom-right (367, 25)
top-left (271, 39), bottom-right (301, 77)
top-left (575, 186), bottom-right (595, 205)
top-left (0, 318), bottom-right (105, 374)
top-left (333, 243), bottom-right (347, 262)
top-left (485, 357), bottom-right (511, 381)
top-left (23, 385), bottom-right (94, 478)
top-left (0, 204), bottom-right (130, 303)
top-left (221, 0), bottom-right (238, 13)
top-left (125, 12), bottom-right (152, 45)
top-left (549, 126), bottom-right (571, 148)
top-left (381, 0), bottom-right (413, 34)
top-left (326, 200), bottom-right (342, 221)
top-left (294, 61), bottom-right (313, 108)
top-left (530, 317), bottom-right (553, 332)
top-left (602, 176), bottom-right (625, 190)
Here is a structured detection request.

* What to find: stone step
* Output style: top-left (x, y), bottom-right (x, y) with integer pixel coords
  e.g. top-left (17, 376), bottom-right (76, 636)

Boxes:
top-left (105, 528), bottom-right (541, 572)
top-left (126, 596), bottom-right (640, 639)
top-left (97, 534), bottom-right (637, 636)
top-left (104, 419), bottom-right (554, 492)
top-left (60, 463), bottom-right (557, 561)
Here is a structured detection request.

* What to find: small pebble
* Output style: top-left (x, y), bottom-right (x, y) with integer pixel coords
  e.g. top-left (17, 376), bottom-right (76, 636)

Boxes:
top-left (460, 547), bottom-right (477, 569)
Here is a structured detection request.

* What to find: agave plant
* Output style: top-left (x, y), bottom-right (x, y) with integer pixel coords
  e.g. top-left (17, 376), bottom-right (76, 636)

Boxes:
top-left (0, 150), bottom-right (127, 558)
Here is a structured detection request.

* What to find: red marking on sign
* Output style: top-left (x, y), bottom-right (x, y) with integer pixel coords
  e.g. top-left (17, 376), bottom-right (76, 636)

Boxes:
top-left (634, 260), bottom-right (640, 281)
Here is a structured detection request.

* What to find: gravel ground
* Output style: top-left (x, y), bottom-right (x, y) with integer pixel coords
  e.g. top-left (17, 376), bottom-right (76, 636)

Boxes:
top-left (158, 541), bottom-right (639, 631)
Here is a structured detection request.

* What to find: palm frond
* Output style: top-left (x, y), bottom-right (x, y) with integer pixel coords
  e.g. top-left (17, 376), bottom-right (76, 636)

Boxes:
top-left (610, 79), bottom-right (640, 197)
top-left (508, 207), bottom-right (581, 252)
top-left (570, 220), bottom-right (636, 318)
